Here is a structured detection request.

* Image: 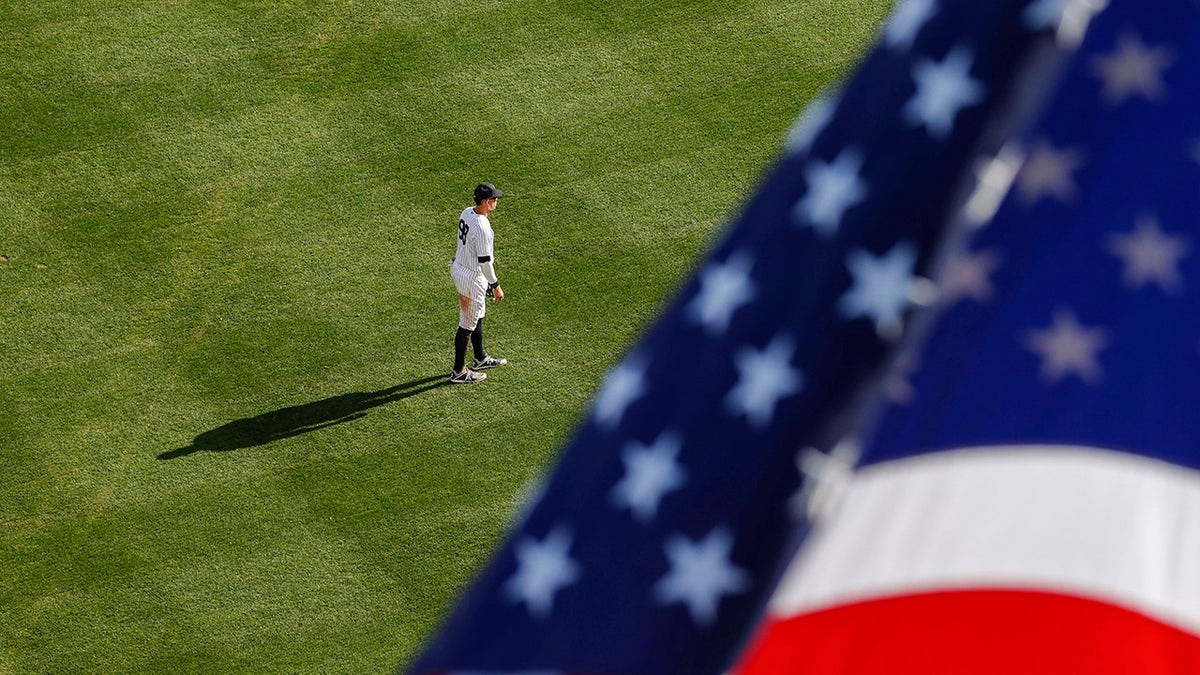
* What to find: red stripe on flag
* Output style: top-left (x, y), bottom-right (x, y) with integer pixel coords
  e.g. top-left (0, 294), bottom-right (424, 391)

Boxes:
top-left (735, 590), bottom-right (1200, 674)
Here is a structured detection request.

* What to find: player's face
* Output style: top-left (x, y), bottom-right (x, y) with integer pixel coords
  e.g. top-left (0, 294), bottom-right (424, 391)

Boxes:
top-left (486, 197), bottom-right (499, 213)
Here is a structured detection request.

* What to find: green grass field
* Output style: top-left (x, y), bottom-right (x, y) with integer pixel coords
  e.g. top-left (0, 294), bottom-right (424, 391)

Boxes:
top-left (1, 1), bottom-right (890, 672)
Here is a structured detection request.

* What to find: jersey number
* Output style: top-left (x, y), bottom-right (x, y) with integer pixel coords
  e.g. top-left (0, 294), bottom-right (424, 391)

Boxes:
top-left (458, 219), bottom-right (469, 245)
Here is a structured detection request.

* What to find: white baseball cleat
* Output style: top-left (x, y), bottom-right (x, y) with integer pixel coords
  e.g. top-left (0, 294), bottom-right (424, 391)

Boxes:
top-left (450, 369), bottom-right (487, 384)
top-left (472, 355), bottom-right (508, 370)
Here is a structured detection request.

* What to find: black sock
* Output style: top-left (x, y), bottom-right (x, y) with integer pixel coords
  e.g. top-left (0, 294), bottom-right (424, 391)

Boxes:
top-left (454, 327), bottom-right (472, 372)
top-left (471, 317), bottom-right (487, 361)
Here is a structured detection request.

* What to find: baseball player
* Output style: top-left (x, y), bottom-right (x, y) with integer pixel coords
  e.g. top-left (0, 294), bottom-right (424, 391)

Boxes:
top-left (449, 183), bottom-right (508, 383)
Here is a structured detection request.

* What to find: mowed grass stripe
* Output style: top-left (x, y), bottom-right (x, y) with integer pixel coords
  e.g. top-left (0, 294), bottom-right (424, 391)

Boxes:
top-left (1, 0), bottom-right (892, 672)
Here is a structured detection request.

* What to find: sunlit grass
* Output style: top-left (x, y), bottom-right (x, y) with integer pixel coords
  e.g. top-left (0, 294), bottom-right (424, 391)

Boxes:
top-left (0, 1), bottom-right (890, 671)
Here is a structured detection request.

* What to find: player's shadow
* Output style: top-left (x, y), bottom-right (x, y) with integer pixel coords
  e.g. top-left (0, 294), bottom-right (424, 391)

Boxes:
top-left (159, 375), bottom-right (449, 459)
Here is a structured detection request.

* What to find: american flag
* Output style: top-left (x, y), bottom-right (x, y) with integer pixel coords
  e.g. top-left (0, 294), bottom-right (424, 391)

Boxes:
top-left (409, 0), bottom-right (1200, 671)
top-left (736, 0), bottom-right (1200, 670)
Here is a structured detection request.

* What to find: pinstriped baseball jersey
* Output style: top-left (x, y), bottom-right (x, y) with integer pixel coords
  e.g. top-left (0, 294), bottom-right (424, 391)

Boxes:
top-left (454, 207), bottom-right (497, 284)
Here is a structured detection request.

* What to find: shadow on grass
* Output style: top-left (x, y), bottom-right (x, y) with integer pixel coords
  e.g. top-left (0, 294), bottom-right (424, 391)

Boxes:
top-left (160, 375), bottom-right (450, 459)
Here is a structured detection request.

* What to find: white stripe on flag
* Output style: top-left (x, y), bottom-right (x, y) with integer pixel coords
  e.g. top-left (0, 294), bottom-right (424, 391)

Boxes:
top-left (769, 446), bottom-right (1200, 635)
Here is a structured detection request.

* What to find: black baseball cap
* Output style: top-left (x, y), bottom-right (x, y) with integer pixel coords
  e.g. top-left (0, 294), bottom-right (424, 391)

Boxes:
top-left (474, 183), bottom-right (503, 202)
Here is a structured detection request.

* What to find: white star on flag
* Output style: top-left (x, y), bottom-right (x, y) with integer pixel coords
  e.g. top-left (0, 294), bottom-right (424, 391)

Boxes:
top-left (1090, 32), bottom-right (1175, 105)
top-left (1106, 215), bottom-right (1191, 293)
top-left (1022, 0), bottom-right (1068, 30)
top-left (884, 0), bottom-right (938, 50)
top-left (653, 527), bottom-right (750, 627)
top-left (1015, 141), bottom-right (1084, 205)
top-left (688, 251), bottom-right (758, 336)
top-left (963, 147), bottom-right (1022, 224)
top-left (791, 441), bottom-right (859, 520)
top-left (725, 334), bottom-right (805, 429)
top-left (593, 358), bottom-right (648, 431)
top-left (838, 241), bottom-right (922, 338)
top-left (793, 147), bottom-right (868, 237)
top-left (609, 431), bottom-right (688, 523)
top-left (1022, 309), bottom-right (1110, 385)
top-left (903, 45), bottom-right (987, 140)
top-left (938, 248), bottom-right (1001, 305)
top-left (503, 527), bottom-right (582, 619)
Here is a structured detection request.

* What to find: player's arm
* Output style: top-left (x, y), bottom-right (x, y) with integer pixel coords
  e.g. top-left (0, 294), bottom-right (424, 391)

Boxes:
top-left (481, 262), bottom-right (504, 301)
top-left (477, 227), bottom-right (504, 301)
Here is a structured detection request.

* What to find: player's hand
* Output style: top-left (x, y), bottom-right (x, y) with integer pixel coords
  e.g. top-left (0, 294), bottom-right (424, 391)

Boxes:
top-left (492, 286), bottom-right (505, 302)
